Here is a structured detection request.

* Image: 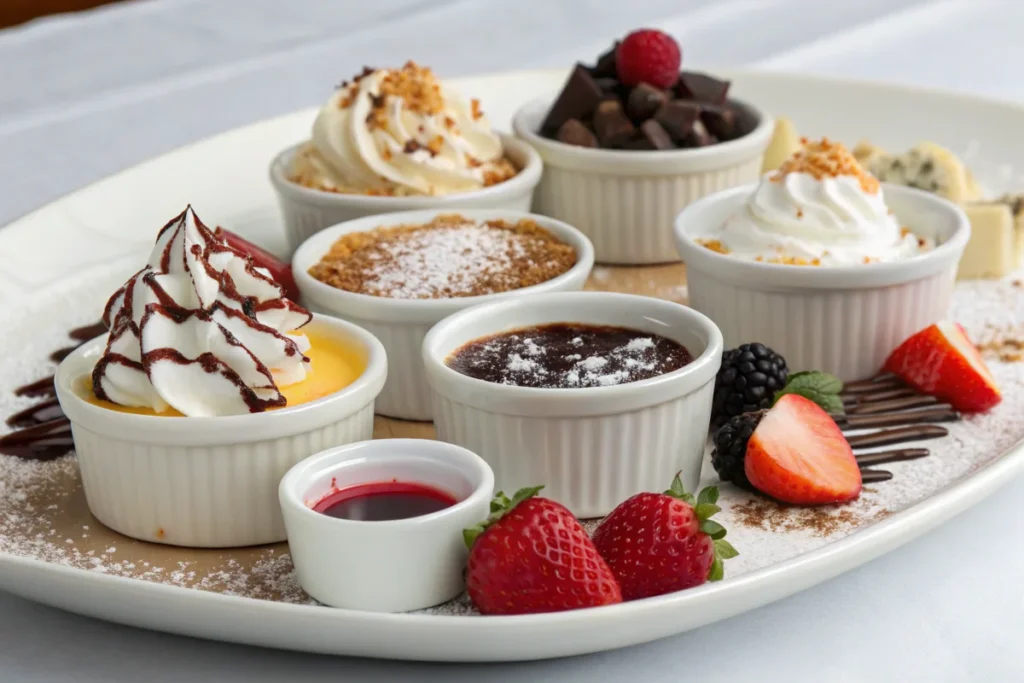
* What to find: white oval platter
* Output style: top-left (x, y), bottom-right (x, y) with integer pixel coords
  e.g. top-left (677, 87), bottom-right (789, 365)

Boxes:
top-left (1, 68), bottom-right (1023, 662)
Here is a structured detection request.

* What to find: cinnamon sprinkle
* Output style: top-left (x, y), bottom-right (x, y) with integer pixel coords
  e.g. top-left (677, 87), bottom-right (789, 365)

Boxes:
top-left (732, 497), bottom-right (890, 537)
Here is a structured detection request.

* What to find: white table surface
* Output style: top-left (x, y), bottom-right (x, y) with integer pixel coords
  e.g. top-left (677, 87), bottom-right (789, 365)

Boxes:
top-left (2, 1), bottom-right (1023, 680)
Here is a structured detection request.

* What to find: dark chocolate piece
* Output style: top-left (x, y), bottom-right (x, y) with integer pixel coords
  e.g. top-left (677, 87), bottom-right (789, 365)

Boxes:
top-left (676, 71), bottom-right (731, 104)
top-left (845, 425), bottom-right (949, 449)
top-left (627, 83), bottom-right (668, 122)
top-left (700, 104), bottom-right (739, 141)
top-left (541, 64), bottom-right (604, 134)
top-left (654, 100), bottom-right (700, 141)
top-left (847, 386), bottom-right (917, 404)
top-left (860, 469), bottom-right (894, 483)
top-left (594, 77), bottom-right (620, 93)
top-left (855, 448), bottom-right (930, 467)
top-left (591, 42), bottom-right (619, 78)
top-left (622, 137), bottom-right (655, 151)
top-left (555, 119), bottom-right (598, 148)
top-left (683, 119), bottom-right (715, 147)
top-left (593, 100), bottom-right (636, 148)
top-left (639, 119), bottom-right (675, 150)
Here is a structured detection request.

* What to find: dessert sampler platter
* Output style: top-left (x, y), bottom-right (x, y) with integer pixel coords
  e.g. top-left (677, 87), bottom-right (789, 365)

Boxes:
top-left (2, 30), bottom-right (1024, 662)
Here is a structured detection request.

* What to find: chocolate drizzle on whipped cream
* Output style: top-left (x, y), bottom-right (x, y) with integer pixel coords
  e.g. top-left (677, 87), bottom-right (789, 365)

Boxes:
top-left (92, 206), bottom-right (312, 417)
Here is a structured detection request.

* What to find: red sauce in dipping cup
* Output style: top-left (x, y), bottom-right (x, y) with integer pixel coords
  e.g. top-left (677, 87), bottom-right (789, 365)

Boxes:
top-left (278, 439), bottom-right (493, 612)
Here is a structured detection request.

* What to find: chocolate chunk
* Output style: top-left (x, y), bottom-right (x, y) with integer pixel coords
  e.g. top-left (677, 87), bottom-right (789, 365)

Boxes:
top-left (594, 77), bottom-right (620, 93)
top-left (676, 71), bottom-right (731, 104)
top-left (555, 119), bottom-right (599, 148)
top-left (627, 83), bottom-right (668, 122)
top-left (623, 137), bottom-right (655, 151)
top-left (700, 104), bottom-right (738, 140)
top-left (640, 120), bottom-right (676, 150)
top-left (591, 42), bottom-right (619, 78)
top-left (682, 119), bottom-right (716, 147)
top-left (593, 100), bottom-right (636, 148)
top-left (541, 64), bottom-right (604, 134)
top-left (654, 100), bottom-right (700, 142)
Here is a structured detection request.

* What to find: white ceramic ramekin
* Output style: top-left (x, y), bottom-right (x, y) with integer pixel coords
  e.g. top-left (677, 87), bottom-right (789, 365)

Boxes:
top-left (293, 208), bottom-right (595, 421)
top-left (269, 134), bottom-right (543, 254)
top-left (512, 96), bottom-right (773, 265)
top-left (54, 315), bottom-right (387, 548)
top-left (673, 184), bottom-right (971, 382)
top-left (279, 439), bottom-right (493, 612)
top-left (421, 291), bottom-right (723, 518)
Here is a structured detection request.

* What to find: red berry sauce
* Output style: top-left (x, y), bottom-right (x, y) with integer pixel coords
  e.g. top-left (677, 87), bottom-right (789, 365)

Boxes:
top-left (312, 481), bottom-right (457, 521)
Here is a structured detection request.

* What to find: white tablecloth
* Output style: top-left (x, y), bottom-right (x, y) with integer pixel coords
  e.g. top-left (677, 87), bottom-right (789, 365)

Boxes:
top-left (2, 1), bottom-right (1023, 681)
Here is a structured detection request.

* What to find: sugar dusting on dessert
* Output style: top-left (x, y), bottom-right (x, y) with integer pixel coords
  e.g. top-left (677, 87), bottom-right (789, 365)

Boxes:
top-left (445, 323), bottom-right (693, 389)
top-left (2, 267), bottom-right (1024, 616)
top-left (308, 215), bottom-right (577, 300)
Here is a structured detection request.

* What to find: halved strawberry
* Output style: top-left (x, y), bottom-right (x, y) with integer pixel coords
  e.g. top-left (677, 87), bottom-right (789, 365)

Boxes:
top-left (215, 227), bottom-right (299, 301)
top-left (745, 393), bottom-right (861, 505)
top-left (883, 321), bottom-right (1001, 413)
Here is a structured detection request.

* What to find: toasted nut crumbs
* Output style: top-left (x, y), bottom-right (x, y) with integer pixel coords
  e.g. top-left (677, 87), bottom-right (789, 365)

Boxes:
top-left (697, 239), bottom-right (730, 254)
top-left (362, 61), bottom-right (446, 130)
top-left (772, 138), bottom-right (880, 194)
top-left (308, 214), bottom-right (577, 299)
top-left (471, 98), bottom-right (483, 120)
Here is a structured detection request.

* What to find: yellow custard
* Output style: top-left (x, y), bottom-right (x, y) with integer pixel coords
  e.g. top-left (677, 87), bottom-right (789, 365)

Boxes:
top-left (83, 329), bottom-right (365, 416)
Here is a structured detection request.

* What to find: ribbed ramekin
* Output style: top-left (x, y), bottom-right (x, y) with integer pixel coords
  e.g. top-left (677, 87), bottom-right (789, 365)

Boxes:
top-left (269, 134), bottom-right (542, 255)
top-left (422, 291), bottom-right (723, 518)
top-left (512, 97), bottom-right (773, 265)
top-left (54, 314), bottom-right (387, 548)
top-left (673, 184), bottom-right (971, 382)
top-left (293, 208), bottom-right (595, 421)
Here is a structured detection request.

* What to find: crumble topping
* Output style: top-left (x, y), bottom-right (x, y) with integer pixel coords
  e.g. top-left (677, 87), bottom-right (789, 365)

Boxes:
top-left (772, 138), bottom-right (880, 194)
top-left (308, 214), bottom-right (577, 299)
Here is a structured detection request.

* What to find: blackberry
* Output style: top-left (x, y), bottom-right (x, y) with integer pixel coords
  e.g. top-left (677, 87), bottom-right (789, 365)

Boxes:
top-left (712, 343), bottom-right (788, 426)
top-left (711, 411), bottom-right (766, 491)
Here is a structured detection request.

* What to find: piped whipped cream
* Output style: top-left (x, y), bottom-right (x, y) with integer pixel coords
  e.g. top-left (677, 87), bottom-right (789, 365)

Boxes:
top-left (289, 62), bottom-right (517, 196)
top-left (701, 139), bottom-right (930, 266)
top-left (92, 207), bottom-right (313, 417)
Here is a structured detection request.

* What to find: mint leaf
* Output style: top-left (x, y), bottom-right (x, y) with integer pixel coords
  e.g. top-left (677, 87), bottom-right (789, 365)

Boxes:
top-left (774, 370), bottom-right (845, 414)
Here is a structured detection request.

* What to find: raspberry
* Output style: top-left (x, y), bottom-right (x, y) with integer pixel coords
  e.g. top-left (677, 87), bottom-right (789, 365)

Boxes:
top-left (615, 29), bottom-right (682, 89)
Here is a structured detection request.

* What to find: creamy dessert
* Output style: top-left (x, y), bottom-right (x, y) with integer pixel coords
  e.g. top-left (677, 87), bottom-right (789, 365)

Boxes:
top-left (446, 323), bottom-right (693, 389)
top-left (289, 62), bottom-right (518, 197)
top-left (308, 214), bottom-right (577, 300)
top-left (89, 206), bottom-right (364, 417)
top-left (698, 139), bottom-right (930, 266)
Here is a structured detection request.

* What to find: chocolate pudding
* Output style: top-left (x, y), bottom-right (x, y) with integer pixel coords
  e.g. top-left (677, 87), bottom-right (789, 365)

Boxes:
top-left (446, 323), bottom-right (693, 389)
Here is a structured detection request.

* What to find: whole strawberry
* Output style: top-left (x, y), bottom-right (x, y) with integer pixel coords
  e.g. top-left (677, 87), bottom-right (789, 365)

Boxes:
top-left (464, 487), bottom-right (622, 615)
top-left (592, 477), bottom-right (737, 601)
top-left (616, 29), bottom-right (682, 89)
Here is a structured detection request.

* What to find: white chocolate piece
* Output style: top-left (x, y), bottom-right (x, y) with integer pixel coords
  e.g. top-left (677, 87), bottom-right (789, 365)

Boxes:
top-left (761, 117), bottom-right (802, 173)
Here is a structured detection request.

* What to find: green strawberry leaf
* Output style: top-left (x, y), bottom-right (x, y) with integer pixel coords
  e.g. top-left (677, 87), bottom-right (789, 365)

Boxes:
top-left (714, 538), bottom-right (739, 559)
top-left (699, 519), bottom-right (727, 540)
top-left (664, 473), bottom-right (697, 505)
top-left (708, 554), bottom-right (724, 582)
top-left (694, 503), bottom-right (721, 520)
top-left (464, 485), bottom-right (544, 549)
top-left (774, 370), bottom-right (845, 414)
top-left (697, 486), bottom-right (719, 506)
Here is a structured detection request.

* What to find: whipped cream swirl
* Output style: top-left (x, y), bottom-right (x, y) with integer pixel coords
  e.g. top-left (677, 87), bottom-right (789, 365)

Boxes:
top-left (706, 139), bottom-right (928, 266)
top-left (93, 207), bottom-right (313, 417)
top-left (290, 62), bottom-right (514, 196)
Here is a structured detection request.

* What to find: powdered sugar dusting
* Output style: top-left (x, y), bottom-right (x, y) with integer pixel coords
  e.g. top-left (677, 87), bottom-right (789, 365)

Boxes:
top-left (2, 266), bottom-right (1024, 618)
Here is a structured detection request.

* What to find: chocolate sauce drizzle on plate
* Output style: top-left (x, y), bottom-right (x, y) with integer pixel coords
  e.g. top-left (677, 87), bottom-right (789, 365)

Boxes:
top-left (835, 372), bottom-right (962, 483)
top-left (0, 321), bottom-right (104, 461)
